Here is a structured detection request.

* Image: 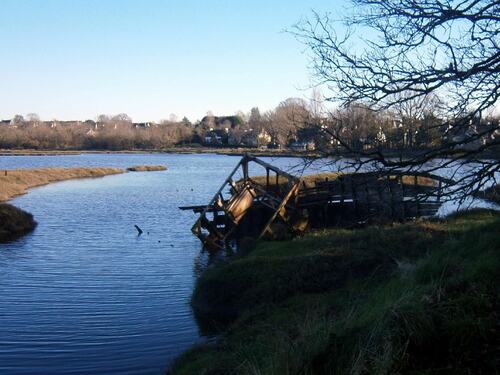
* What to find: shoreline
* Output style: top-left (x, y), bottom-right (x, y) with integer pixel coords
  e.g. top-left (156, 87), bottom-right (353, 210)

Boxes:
top-left (2, 147), bottom-right (499, 161)
top-left (0, 164), bottom-right (167, 202)
top-left (0, 148), bottom-right (315, 158)
top-left (0, 165), bottom-right (167, 242)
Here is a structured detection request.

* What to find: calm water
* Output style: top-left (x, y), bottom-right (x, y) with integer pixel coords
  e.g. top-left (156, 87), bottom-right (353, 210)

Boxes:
top-left (0, 153), bottom-right (496, 374)
top-left (0, 153), bottom-right (305, 375)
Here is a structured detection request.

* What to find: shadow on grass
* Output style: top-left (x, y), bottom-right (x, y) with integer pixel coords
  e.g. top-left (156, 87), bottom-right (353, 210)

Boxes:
top-left (170, 209), bottom-right (499, 375)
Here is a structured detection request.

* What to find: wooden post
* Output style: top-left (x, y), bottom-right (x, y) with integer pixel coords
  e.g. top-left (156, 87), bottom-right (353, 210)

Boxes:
top-left (275, 172), bottom-right (279, 194)
top-left (266, 168), bottom-right (270, 191)
top-left (259, 181), bottom-right (300, 238)
top-left (387, 175), bottom-right (395, 219)
top-left (376, 173), bottom-right (384, 204)
top-left (437, 180), bottom-right (442, 202)
top-left (399, 175), bottom-right (406, 220)
top-left (351, 178), bottom-right (359, 219)
top-left (242, 156), bottom-right (249, 181)
top-left (364, 175), bottom-right (371, 209)
top-left (340, 178), bottom-right (345, 204)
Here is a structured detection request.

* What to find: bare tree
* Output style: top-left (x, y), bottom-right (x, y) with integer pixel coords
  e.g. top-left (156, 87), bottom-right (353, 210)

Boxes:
top-left (11, 114), bottom-right (25, 125)
top-left (294, 0), bottom-right (500, 200)
top-left (26, 113), bottom-right (41, 125)
top-left (269, 98), bottom-right (311, 146)
top-left (248, 107), bottom-right (262, 130)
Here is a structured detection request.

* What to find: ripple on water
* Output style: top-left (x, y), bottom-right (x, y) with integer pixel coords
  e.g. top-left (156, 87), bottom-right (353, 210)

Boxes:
top-left (2, 154), bottom-right (287, 374)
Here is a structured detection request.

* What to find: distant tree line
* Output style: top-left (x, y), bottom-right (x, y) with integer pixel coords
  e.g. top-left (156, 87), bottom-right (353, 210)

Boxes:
top-left (1, 98), bottom-right (498, 154)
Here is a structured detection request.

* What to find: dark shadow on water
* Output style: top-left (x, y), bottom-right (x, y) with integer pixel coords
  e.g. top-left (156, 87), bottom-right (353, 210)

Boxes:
top-left (190, 242), bottom-right (240, 337)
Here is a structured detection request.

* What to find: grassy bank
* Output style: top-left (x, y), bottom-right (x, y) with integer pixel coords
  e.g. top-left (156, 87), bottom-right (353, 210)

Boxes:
top-left (0, 203), bottom-right (37, 242)
top-left (171, 209), bottom-right (499, 374)
top-left (0, 167), bottom-right (125, 201)
top-left (127, 165), bottom-right (167, 172)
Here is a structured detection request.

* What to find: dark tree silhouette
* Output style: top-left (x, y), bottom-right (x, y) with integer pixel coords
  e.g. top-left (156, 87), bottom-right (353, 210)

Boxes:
top-left (294, 0), bottom-right (499, 201)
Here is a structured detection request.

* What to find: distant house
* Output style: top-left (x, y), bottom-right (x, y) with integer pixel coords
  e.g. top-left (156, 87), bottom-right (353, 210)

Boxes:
top-left (445, 117), bottom-right (484, 150)
top-left (289, 141), bottom-right (315, 151)
top-left (257, 129), bottom-right (272, 145)
top-left (376, 127), bottom-right (387, 143)
top-left (241, 131), bottom-right (258, 147)
top-left (204, 129), bottom-right (226, 145)
top-left (133, 122), bottom-right (152, 129)
top-left (239, 129), bottom-right (272, 148)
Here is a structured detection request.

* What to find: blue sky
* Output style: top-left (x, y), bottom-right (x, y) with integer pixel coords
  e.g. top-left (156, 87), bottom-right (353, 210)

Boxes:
top-left (0, 0), bottom-right (347, 122)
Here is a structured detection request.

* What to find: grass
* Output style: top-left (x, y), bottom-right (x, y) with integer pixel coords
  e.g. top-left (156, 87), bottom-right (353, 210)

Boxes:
top-left (126, 165), bottom-right (167, 172)
top-left (248, 173), bottom-right (436, 192)
top-left (248, 172), bottom-right (342, 190)
top-left (0, 203), bottom-right (37, 242)
top-left (0, 167), bottom-right (125, 201)
top-left (170, 209), bottom-right (499, 374)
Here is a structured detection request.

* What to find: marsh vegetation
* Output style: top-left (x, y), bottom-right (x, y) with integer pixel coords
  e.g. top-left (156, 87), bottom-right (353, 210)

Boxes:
top-left (171, 209), bottom-right (499, 374)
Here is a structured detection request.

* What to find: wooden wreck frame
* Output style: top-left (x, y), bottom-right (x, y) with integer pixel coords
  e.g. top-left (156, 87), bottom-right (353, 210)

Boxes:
top-left (189, 154), bottom-right (301, 249)
top-left (183, 154), bottom-right (454, 250)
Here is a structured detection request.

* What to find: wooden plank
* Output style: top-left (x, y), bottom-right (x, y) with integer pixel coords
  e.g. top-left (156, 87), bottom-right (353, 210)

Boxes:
top-left (259, 181), bottom-right (301, 238)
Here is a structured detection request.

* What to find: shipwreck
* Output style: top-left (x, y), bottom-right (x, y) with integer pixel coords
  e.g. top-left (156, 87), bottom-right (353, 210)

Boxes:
top-left (180, 155), bottom-right (451, 250)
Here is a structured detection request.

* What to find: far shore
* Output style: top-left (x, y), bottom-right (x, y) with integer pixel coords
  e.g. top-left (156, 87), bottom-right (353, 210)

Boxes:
top-left (2, 147), bottom-right (498, 160)
top-left (0, 147), bottom-right (315, 158)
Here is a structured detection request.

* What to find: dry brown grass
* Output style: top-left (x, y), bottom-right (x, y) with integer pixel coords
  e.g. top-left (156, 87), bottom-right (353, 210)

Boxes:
top-left (399, 175), bottom-right (437, 187)
top-left (0, 167), bottom-right (125, 201)
top-left (250, 173), bottom-right (436, 188)
top-left (248, 172), bottom-right (342, 190)
top-left (126, 165), bottom-right (167, 172)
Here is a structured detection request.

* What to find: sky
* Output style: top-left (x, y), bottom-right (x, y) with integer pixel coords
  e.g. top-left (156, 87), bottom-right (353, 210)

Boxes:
top-left (0, 0), bottom-right (348, 122)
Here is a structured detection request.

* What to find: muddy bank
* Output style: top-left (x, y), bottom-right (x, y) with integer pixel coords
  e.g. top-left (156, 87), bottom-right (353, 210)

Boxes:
top-left (0, 203), bottom-right (37, 243)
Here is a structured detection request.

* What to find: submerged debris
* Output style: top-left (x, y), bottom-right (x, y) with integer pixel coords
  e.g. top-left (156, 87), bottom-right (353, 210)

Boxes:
top-left (134, 225), bottom-right (143, 235)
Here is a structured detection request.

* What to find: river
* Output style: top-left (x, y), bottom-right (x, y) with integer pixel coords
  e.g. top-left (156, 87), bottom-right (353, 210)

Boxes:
top-left (0, 153), bottom-right (308, 375)
top-left (0, 152), bottom-right (496, 374)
